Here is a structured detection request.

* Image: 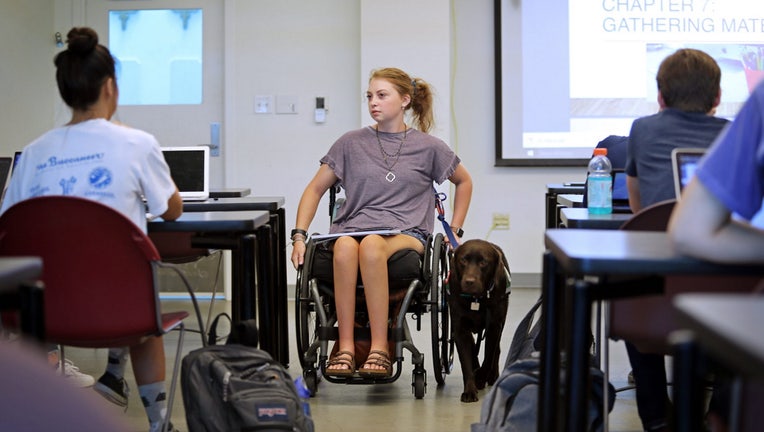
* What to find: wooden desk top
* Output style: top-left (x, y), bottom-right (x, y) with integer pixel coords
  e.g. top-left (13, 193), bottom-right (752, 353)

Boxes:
top-left (558, 207), bottom-right (631, 230)
top-left (545, 229), bottom-right (764, 276)
top-left (0, 257), bottom-right (42, 292)
top-left (148, 210), bottom-right (270, 232)
top-left (209, 188), bottom-right (251, 198)
top-left (546, 183), bottom-right (585, 194)
top-left (674, 293), bottom-right (764, 378)
top-left (557, 193), bottom-right (584, 208)
top-left (183, 196), bottom-right (285, 212)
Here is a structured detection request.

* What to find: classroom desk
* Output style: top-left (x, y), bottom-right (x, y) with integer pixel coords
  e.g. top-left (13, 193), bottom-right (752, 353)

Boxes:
top-left (148, 210), bottom-right (285, 358)
top-left (558, 207), bottom-right (631, 229)
top-left (209, 188), bottom-right (251, 198)
top-left (672, 294), bottom-right (764, 432)
top-left (0, 257), bottom-right (44, 341)
top-left (539, 229), bottom-right (764, 432)
top-left (545, 183), bottom-right (585, 229)
top-left (181, 196), bottom-right (289, 365)
top-left (557, 193), bottom-right (584, 209)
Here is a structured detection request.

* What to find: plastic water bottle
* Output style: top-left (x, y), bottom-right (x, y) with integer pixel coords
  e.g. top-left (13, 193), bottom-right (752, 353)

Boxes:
top-left (587, 148), bottom-right (612, 214)
top-left (294, 376), bottom-right (312, 417)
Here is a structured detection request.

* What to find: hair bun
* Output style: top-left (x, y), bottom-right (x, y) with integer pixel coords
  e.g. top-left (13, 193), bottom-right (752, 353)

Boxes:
top-left (66, 27), bottom-right (98, 55)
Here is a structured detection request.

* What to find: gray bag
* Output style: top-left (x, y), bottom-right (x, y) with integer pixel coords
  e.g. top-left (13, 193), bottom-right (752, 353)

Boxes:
top-left (471, 296), bottom-right (615, 432)
top-left (181, 344), bottom-right (314, 432)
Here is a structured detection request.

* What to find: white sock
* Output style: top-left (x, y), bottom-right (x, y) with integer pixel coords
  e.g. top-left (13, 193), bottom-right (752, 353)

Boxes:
top-left (140, 381), bottom-right (168, 430)
top-left (105, 347), bottom-right (129, 379)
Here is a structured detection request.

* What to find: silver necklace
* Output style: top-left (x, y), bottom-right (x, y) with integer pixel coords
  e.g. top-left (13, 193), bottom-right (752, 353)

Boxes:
top-left (375, 124), bottom-right (407, 182)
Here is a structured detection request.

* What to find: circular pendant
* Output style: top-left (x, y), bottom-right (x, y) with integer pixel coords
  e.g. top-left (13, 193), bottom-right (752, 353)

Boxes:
top-left (386, 171), bottom-right (396, 182)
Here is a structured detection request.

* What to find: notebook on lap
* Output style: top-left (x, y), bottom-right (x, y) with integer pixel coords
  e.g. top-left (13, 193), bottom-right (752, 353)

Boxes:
top-left (671, 148), bottom-right (705, 200)
top-left (162, 146), bottom-right (210, 201)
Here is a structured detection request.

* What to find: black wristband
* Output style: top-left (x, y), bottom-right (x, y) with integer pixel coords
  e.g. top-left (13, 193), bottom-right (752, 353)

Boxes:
top-left (291, 228), bottom-right (308, 239)
top-left (452, 227), bottom-right (464, 237)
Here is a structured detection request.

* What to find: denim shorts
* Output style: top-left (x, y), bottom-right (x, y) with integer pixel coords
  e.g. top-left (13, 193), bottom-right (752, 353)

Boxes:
top-left (401, 228), bottom-right (428, 248)
top-left (318, 228), bottom-right (428, 250)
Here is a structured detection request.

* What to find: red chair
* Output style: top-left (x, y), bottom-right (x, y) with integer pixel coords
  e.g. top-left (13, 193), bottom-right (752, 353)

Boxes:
top-left (0, 196), bottom-right (202, 431)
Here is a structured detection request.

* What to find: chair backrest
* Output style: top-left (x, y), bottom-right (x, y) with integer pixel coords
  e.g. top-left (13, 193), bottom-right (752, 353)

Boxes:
top-left (618, 199), bottom-right (676, 231)
top-left (0, 196), bottom-right (163, 346)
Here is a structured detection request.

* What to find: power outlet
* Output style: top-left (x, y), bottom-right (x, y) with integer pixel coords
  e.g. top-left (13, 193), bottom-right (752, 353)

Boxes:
top-left (492, 213), bottom-right (510, 230)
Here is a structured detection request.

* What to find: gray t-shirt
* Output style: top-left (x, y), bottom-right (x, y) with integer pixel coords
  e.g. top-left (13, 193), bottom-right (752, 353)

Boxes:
top-left (321, 126), bottom-right (460, 235)
top-left (625, 108), bottom-right (729, 208)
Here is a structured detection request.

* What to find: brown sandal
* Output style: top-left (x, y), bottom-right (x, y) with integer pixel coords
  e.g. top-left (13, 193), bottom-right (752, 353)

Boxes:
top-left (326, 350), bottom-right (355, 377)
top-left (359, 350), bottom-right (392, 378)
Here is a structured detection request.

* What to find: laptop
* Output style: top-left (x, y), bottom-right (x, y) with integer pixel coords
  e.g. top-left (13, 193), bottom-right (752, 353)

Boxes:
top-left (611, 169), bottom-right (632, 213)
top-left (162, 146), bottom-right (210, 201)
top-left (0, 156), bottom-right (13, 204)
top-left (671, 148), bottom-right (705, 199)
top-left (10, 151), bottom-right (21, 178)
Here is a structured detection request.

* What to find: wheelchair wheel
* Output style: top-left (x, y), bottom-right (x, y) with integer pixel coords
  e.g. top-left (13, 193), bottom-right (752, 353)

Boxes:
top-left (295, 241), bottom-right (319, 371)
top-left (429, 234), bottom-right (454, 385)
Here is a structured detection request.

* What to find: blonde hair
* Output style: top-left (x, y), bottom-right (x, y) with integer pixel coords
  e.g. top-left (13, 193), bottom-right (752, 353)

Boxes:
top-left (369, 67), bottom-right (434, 133)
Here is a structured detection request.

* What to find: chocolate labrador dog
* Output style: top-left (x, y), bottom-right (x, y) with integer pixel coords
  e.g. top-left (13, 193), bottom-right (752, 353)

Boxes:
top-left (448, 239), bottom-right (511, 403)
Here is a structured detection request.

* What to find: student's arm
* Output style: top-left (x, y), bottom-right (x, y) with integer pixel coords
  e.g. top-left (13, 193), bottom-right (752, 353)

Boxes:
top-left (160, 189), bottom-right (183, 221)
top-left (626, 175), bottom-right (641, 214)
top-left (448, 163), bottom-right (473, 236)
top-left (668, 178), bottom-right (764, 263)
top-left (291, 164), bottom-right (338, 269)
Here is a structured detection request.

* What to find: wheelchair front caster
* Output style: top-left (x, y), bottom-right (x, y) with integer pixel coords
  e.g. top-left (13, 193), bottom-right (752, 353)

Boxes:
top-left (412, 370), bottom-right (426, 399)
top-left (303, 369), bottom-right (318, 396)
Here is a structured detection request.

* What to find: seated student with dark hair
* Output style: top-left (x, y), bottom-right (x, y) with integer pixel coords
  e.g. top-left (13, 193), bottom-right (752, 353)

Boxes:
top-left (624, 48), bottom-right (728, 432)
top-left (1, 27), bottom-right (182, 432)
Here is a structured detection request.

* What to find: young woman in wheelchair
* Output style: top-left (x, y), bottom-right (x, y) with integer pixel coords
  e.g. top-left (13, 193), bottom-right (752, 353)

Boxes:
top-left (290, 67), bottom-right (472, 378)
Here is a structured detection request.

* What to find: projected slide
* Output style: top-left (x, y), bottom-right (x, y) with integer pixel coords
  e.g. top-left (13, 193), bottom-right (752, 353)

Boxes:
top-left (497, 0), bottom-right (764, 165)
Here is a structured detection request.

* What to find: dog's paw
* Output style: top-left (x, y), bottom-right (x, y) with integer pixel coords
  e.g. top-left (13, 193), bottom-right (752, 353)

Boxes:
top-left (460, 391), bottom-right (479, 403)
top-left (474, 367), bottom-right (488, 389)
top-left (460, 382), bottom-right (480, 403)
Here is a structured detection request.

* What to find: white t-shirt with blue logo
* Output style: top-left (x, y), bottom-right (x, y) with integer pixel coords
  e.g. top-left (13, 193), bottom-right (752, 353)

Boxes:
top-left (1, 119), bottom-right (176, 232)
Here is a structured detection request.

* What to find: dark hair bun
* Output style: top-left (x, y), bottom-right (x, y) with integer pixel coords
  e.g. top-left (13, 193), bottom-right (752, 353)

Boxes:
top-left (66, 27), bottom-right (98, 55)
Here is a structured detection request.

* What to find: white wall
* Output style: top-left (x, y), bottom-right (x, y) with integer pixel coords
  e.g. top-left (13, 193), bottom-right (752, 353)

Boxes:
top-left (0, 0), bottom-right (588, 286)
top-left (0, 1), bottom-right (56, 148)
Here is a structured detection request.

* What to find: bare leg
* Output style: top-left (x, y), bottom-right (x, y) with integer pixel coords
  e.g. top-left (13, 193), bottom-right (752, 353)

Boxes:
top-left (330, 236), bottom-right (360, 371)
top-left (130, 336), bottom-right (165, 385)
top-left (359, 234), bottom-right (424, 370)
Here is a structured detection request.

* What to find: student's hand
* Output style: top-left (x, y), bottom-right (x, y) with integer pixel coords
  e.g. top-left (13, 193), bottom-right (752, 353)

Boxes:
top-left (291, 239), bottom-right (306, 270)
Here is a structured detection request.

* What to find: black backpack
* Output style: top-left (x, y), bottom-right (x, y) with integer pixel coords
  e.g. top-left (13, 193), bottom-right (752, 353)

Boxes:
top-left (181, 317), bottom-right (314, 432)
top-left (471, 297), bottom-right (615, 432)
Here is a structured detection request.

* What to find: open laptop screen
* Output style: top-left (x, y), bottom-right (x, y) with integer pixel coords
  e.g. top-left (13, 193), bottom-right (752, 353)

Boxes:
top-left (161, 146), bottom-right (209, 201)
top-left (672, 148), bottom-right (705, 199)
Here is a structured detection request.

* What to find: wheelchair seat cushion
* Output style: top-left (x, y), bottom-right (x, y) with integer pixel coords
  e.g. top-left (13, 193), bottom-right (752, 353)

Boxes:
top-left (311, 247), bottom-right (422, 292)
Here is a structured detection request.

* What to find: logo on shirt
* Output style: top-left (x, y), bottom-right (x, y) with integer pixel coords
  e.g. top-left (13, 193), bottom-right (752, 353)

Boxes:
top-left (89, 167), bottom-right (112, 189)
top-left (59, 176), bottom-right (76, 195)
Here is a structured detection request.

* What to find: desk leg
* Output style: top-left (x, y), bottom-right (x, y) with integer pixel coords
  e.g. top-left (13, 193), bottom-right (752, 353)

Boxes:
top-left (566, 279), bottom-right (592, 432)
top-left (256, 224), bottom-right (277, 358)
top-left (671, 330), bottom-right (705, 432)
top-left (19, 281), bottom-right (45, 343)
top-left (546, 192), bottom-right (557, 229)
top-left (274, 208), bottom-right (290, 366)
top-left (232, 233), bottom-right (257, 324)
top-left (539, 251), bottom-right (561, 432)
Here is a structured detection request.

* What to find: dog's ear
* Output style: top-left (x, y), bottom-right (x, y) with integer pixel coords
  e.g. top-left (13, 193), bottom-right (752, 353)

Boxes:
top-left (491, 244), bottom-right (511, 292)
top-left (448, 248), bottom-right (461, 288)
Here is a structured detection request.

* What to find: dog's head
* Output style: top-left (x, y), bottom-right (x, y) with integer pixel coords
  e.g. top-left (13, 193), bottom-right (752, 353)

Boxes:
top-left (450, 239), bottom-right (510, 298)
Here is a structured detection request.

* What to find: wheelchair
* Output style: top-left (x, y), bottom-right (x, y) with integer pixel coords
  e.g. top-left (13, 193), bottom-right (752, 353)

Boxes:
top-left (294, 192), bottom-right (455, 398)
